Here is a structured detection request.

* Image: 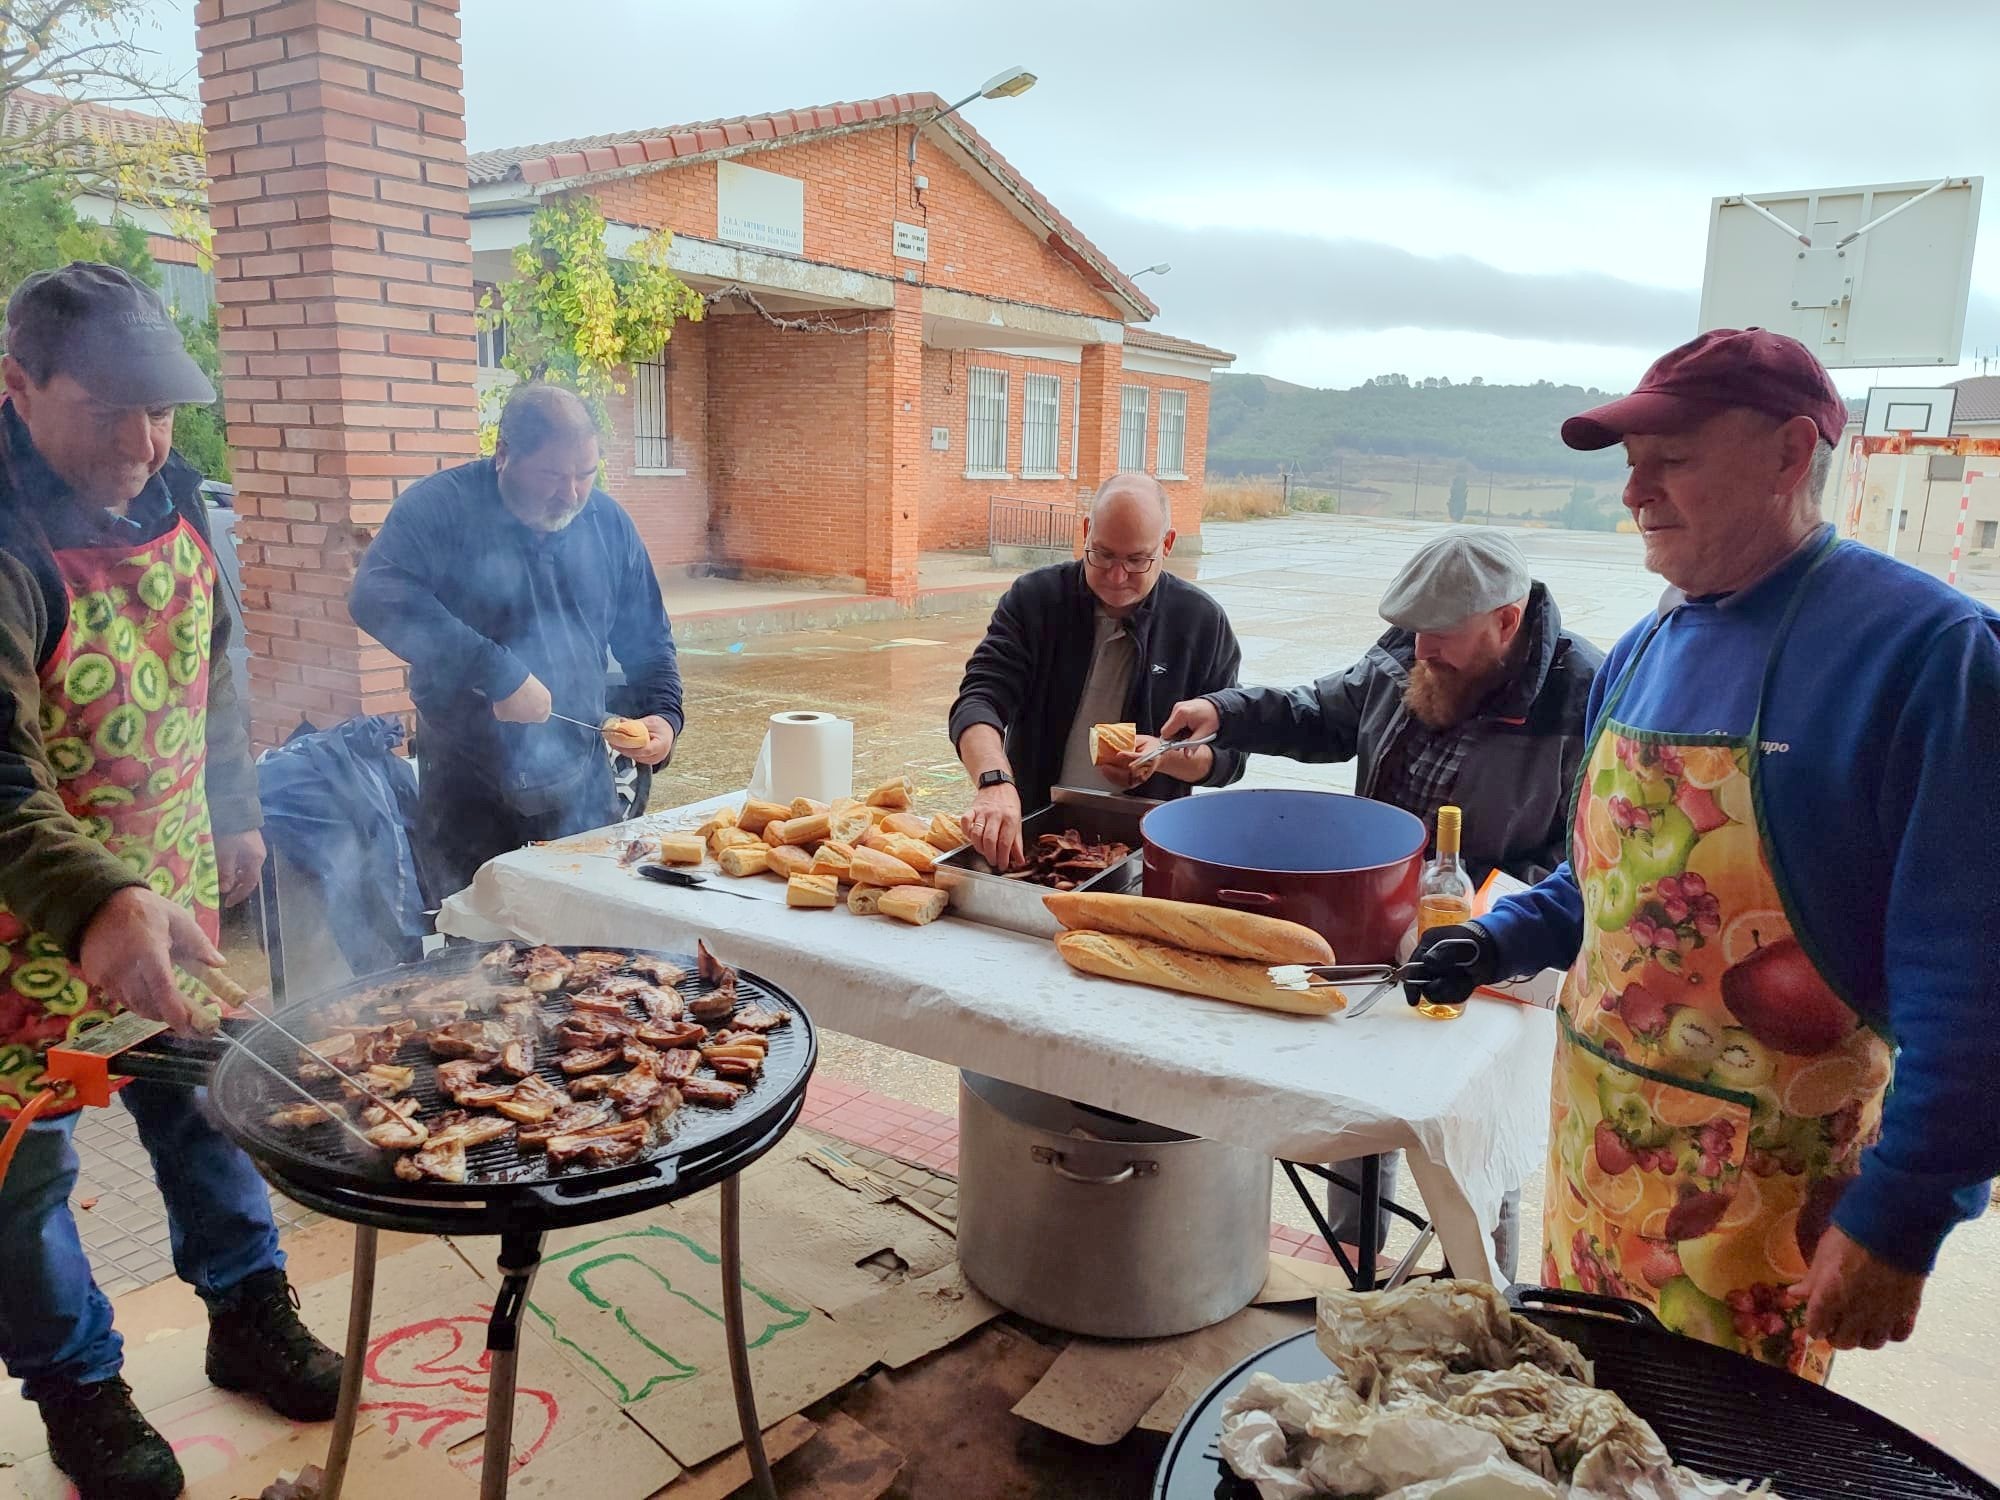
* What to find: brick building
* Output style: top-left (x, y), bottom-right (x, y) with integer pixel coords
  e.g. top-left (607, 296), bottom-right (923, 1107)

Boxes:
top-left (467, 93), bottom-right (1232, 600)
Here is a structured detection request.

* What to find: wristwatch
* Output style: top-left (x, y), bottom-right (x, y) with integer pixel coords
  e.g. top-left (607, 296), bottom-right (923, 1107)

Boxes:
top-left (977, 769), bottom-right (1015, 790)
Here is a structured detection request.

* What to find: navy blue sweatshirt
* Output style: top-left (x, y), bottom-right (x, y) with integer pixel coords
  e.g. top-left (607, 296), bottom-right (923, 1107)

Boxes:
top-left (349, 458), bottom-right (682, 810)
top-left (1481, 527), bottom-right (2000, 1274)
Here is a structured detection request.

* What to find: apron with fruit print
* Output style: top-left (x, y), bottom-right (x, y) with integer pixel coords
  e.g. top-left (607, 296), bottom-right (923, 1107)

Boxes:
top-left (1544, 535), bottom-right (1892, 1383)
top-left (0, 517), bottom-right (220, 1117)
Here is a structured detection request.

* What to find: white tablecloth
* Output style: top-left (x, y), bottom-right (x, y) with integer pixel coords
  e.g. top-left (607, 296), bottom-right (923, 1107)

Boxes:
top-left (439, 795), bottom-right (1557, 1284)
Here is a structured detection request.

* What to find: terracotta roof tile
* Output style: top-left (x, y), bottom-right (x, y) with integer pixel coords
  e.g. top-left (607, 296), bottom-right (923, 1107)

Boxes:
top-left (1124, 327), bottom-right (1235, 364)
top-left (1950, 376), bottom-right (2000, 424)
top-left (1, 88), bottom-right (203, 190)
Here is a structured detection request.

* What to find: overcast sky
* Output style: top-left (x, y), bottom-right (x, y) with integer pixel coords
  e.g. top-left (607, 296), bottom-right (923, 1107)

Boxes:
top-left (142, 0), bottom-right (1999, 395)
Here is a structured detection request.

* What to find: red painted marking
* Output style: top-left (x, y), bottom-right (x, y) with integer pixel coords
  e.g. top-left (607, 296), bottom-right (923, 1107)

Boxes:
top-left (359, 1310), bottom-right (559, 1475)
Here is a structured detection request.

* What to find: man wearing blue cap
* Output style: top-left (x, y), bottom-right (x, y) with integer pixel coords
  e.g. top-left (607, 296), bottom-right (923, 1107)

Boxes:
top-left (1, 263), bottom-right (341, 1498)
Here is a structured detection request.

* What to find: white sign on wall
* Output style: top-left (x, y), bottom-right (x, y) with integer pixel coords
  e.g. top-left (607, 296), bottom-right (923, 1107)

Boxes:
top-left (717, 161), bottom-right (804, 255)
top-left (893, 222), bottom-right (929, 261)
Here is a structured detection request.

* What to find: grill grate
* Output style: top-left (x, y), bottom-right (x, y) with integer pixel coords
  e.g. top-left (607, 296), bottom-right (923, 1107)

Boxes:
top-left (207, 945), bottom-right (813, 1203)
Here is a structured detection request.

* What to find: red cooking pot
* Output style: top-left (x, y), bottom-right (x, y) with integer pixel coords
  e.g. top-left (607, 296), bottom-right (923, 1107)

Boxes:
top-left (1140, 789), bottom-right (1425, 964)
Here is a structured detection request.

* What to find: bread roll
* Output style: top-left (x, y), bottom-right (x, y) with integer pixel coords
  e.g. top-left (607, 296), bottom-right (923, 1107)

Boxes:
top-left (849, 845), bottom-right (921, 887)
top-left (779, 812), bottom-right (832, 847)
top-left (847, 884), bottom-right (887, 915)
top-left (828, 806), bottom-right (872, 844)
top-left (658, 833), bottom-right (706, 866)
top-left (763, 820), bottom-right (789, 847)
top-left (879, 885), bottom-right (949, 926)
top-left (738, 799), bottom-right (791, 835)
top-left (1054, 931), bottom-right (1343, 1016)
top-left (858, 828), bottom-right (896, 855)
top-left (881, 834), bottom-right (938, 874)
top-left (880, 811), bottom-right (930, 840)
top-left (790, 797), bottom-right (830, 818)
top-left (926, 813), bottom-right (967, 852)
top-left (810, 843), bottom-right (854, 882)
top-left (718, 845), bottom-right (771, 878)
top-left (766, 844), bottom-right (815, 880)
top-left (709, 827), bottom-right (763, 856)
top-left (696, 806), bottom-right (739, 840)
top-left (1090, 722), bottom-right (1136, 765)
top-left (865, 777), bottom-right (913, 810)
top-left (604, 717), bottom-right (649, 754)
top-left (786, 874), bottom-right (839, 909)
top-left (1044, 892), bottom-right (1333, 966)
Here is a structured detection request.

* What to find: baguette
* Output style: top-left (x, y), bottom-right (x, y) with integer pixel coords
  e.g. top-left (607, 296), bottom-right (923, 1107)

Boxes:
top-left (925, 813), bottom-right (967, 852)
top-left (779, 812), bottom-right (833, 847)
top-left (1042, 892), bottom-right (1333, 966)
top-left (846, 884), bottom-right (888, 915)
top-left (810, 843), bottom-right (854, 882)
top-left (786, 874), bottom-right (840, 909)
top-left (1090, 722), bottom-right (1136, 766)
top-left (717, 845), bottom-right (772, 878)
top-left (738, 799), bottom-right (792, 835)
top-left (696, 806), bottom-right (739, 840)
top-left (848, 845), bottom-right (922, 887)
top-left (879, 811), bottom-right (930, 840)
top-left (879, 885), bottom-right (949, 926)
top-left (858, 828), bottom-right (897, 855)
top-left (658, 833), bottom-right (706, 866)
top-left (772, 848), bottom-right (820, 880)
top-left (763, 819), bottom-right (790, 847)
top-left (790, 797), bottom-right (830, 818)
top-left (865, 777), bottom-right (913, 811)
top-left (828, 806), bottom-right (872, 844)
top-left (710, 827), bottom-right (763, 856)
top-left (604, 717), bottom-right (650, 754)
top-left (864, 805), bottom-right (892, 826)
top-left (881, 834), bottom-right (938, 874)
top-left (1054, 930), bottom-right (1343, 1016)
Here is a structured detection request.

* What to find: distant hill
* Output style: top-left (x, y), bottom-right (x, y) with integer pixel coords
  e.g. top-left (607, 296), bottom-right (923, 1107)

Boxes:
top-left (1207, 372), bottom-right (1630, 479)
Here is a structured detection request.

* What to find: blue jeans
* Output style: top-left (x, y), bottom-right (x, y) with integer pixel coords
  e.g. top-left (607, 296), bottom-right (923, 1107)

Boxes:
top-left (0, 1082), bottom-right (283, 1402)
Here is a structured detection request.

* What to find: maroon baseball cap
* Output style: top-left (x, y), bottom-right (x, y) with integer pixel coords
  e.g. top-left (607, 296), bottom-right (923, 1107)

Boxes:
top-left (1562, 328), bottom-right (1848, 452)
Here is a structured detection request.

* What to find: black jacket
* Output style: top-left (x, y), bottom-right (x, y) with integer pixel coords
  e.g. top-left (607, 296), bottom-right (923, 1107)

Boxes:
top-left (1204, 582), bottom-right (1602, 884)
top-left (948, 561), bottom-right (1246, 813)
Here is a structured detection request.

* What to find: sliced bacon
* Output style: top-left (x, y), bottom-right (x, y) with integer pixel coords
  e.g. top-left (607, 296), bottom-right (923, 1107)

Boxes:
top-left (493, 1076), bottom-right (567, 1124)
top-left (680, 1078), bottom-right (746, 1108)
top-left (556, 1046), bottom-right (622, 1077)
top-left (545, 1119), bottom-right (648, 1168)
top-left (628, 956), bottom-right (688, 986)
top-left (635, 1019), bottom-right (706, 1050)
top-left (731, 1006), bottom-right (790, 1032)
top-left (518, 1101), bottom-right (614, 1149)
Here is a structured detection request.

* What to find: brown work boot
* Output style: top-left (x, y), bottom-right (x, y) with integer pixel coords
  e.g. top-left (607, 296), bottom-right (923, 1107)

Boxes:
top-left (205, 1269), bottom-right (343, 1421)
top-left (37, 1376), bottom-right (185, 1500)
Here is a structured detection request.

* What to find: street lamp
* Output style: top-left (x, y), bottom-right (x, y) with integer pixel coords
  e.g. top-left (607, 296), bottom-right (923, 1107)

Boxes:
top-left (1132, 263), bottom-right (1171, 278)
top-left (910, 66), bottom-right (1038, 166)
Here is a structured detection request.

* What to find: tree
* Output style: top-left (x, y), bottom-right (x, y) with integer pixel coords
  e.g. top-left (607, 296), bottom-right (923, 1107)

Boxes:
top-left (2, 2), bottom-right (191, 173)
top-left (1448, 470), bottom-right (1469, 523)
top-left (481, 195), bottom-right (704, 440)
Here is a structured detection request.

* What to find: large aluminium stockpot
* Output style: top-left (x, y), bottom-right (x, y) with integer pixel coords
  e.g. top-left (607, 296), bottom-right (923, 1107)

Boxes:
top-left (1141, 788), bottom-right (1426, 965)
top-left (955, 1072), bottom-right (1272, 1339)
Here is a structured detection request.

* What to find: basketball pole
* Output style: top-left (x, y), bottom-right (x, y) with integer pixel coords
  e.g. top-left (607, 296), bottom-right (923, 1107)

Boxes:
top-left (1883, 430), bottom-right (1914, 560)
top-left (1947, 470), bottom-right (1983, 589)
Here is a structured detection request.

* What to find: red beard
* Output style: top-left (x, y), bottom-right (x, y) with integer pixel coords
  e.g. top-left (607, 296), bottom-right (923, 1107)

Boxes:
top-left (1403, 651), bottom-right (1514, 730)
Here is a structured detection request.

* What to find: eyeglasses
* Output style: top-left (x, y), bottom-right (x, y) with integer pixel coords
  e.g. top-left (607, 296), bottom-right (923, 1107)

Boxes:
top-left (1083, 545), bottom-right (1161, 575)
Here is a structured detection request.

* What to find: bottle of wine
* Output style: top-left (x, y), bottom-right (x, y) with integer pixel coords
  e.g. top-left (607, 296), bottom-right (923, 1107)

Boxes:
top-left (1415, 804), bottom-right (1474, 1020)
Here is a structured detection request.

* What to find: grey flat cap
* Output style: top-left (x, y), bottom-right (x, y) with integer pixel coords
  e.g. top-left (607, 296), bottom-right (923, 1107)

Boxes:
top-left (1379, 528), bottom-right (1532, 632)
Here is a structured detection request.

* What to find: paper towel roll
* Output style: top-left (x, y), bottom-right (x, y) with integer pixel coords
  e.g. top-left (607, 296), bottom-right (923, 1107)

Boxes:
top-left (747, 711), bottom-right (854, 805)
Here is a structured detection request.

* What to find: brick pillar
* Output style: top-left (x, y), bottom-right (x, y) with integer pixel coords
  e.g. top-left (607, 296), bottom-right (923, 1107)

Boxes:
top-left (1075, 341), bottom-right (1124, 551)
top-left (196, 0), bottom-right (477, 748)
top-left (864, 283), bottom-right (923, 603)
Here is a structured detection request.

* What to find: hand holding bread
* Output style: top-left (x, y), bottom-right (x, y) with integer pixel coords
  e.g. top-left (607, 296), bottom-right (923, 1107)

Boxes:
top-left (1046, 892), bottom-right (1343, 1016)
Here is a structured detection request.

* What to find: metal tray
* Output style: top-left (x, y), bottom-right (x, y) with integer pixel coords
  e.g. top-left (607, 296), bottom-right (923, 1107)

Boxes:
top-left (933, 786), bottom-right (1153, 939)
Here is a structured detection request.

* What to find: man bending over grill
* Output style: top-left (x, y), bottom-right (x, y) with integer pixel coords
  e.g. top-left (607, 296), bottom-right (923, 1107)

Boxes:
top-left (949, 473), bottom-right (1245, 870)
top-left (0, 264), bottom-right (342, 1500)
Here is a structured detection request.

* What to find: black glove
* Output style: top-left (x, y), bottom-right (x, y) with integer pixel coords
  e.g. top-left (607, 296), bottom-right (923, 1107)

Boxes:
top-left (1404, 923), bottom-right (1500, 1007)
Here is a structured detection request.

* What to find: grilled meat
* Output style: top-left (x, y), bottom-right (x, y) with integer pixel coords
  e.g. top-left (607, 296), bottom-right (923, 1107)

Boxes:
top-left (435, 1058), bottom-right (496, 1103)
top-left (480, 942), bottom-right (518, 974)
top-left (394, 1138), bottom-right (467, 1183)
top-left (423, 1110), bottom-right (516, 1150)
top-left (708, 1055), bottom-right (763, 1081)
top-left (569, 993), bottom-right (634, 1019)
top-left (564, 951), bottom-right (630, 988)
top-left (680, 1078), bottom-right (747, 1108)
top-left (686, 986), bottom-right (737, 1024)
top-left (618, 837), bottom-right (653, 867)
top-left (635, 1018), bottom-right (706, 1050)
top-left (453, 1080), bottom-right (522, 1108)
top-left (515, 946), bottom-right (573, 992)
top-left (360, 1096), bottom-right (421, 1127)
top-left (732, 1006), bottom-right (791, 1032)
top-left (708, 1030), bottom-right (769, 1052)
top-left (627, 956), bottom-right (688, 986)
top-left (363, 1112), bottom-right (429, 1150)
top-left (607, 1061), bottom-right (677, 1120)
top-left (695, 939), bottom-right (735, 984)
top-left (340, 1063), bottom-right (415, 1101)
top-left (427, 1019), bottom-right (516, 1062)
top-left (545, 1119), bottom-right (649, 1168)
top-left (655, 1047), bottom-right (702, 1082)
top-left (552, 1013), bottom-right (633, 1051)
top-left (518, 1100), bottom-right (615, 1149)
top-left (637, 986), bottom-right (684, 1024)
top-left (296, 1034), bottom-right (359, 1083)
top-left (493, 1075), bottom-right (567, 1124)
top-left (556, 1046), bottom-right (623, 1077)
top-left (497, 1037), bottom-right (535, 1078)
top-left (267, 1101), bottom-right (331, 1130)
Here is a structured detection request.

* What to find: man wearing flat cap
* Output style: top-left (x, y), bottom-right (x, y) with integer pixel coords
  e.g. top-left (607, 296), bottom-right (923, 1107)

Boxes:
top-left (0, 263), bottom-right (340, 1499)
top-left (1408, 328), bottom-right (2000, 1378)
top-left (1163, 526), bottom-right (1602, 1275)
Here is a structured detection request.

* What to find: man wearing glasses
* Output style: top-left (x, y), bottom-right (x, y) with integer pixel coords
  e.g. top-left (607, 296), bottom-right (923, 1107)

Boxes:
top-left (949, 473), bottom-right (1245, 870)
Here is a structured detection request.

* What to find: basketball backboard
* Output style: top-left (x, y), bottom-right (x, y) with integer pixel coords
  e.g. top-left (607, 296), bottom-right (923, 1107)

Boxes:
top-left (1699, 177), bottom-right (1982, 368)
top-left (1863, 386), bottom-right (1958, 437)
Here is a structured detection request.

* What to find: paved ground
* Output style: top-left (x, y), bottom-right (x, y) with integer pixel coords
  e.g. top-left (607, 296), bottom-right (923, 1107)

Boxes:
top-left (63, 514), bottom-right (2000, 1477)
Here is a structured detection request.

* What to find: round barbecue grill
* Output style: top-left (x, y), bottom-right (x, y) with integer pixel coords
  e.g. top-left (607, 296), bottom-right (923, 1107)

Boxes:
top-left (147, 943), bottom-right (815, 1500)
top-left (1154, 1287), bottom-right (2000, 1500)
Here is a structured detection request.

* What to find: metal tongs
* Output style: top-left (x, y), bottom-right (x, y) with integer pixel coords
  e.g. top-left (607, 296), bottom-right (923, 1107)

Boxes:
top-left (1267, 937), bottom-right (1482, 1018)
top-left (1127, 731), bottom-right (1219, 770)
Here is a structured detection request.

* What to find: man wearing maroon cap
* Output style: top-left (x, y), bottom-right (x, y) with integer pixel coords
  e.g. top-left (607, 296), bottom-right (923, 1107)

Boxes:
top-left (1407, 328), bottom-right (2000, 1380)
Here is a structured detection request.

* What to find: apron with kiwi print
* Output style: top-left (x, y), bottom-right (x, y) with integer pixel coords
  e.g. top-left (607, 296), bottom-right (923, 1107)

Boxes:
top-left (0, 517), bottom-right (220, 1117)
top-left (1542, 535), bottom-right (1891, 1382)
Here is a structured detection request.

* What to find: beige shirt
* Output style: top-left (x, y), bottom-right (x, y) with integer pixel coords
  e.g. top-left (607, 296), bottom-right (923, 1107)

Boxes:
top-left (1056, 610), bottom-right (1139, 792)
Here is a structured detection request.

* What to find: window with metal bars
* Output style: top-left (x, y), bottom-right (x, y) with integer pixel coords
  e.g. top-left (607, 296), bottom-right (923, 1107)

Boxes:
top-left (1157, 389), bottom-right (1188, 478)
top-left (1119, 385), bottom-right (1149, 471)
top-left (967, 367), bottom-right (1008, 475)
top-left (632, 349), bottom-right (671, 470)
top-left (474, 282), bottom-right (506, 369)
top-left (1023, 374), bottom-right (1061, 476)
